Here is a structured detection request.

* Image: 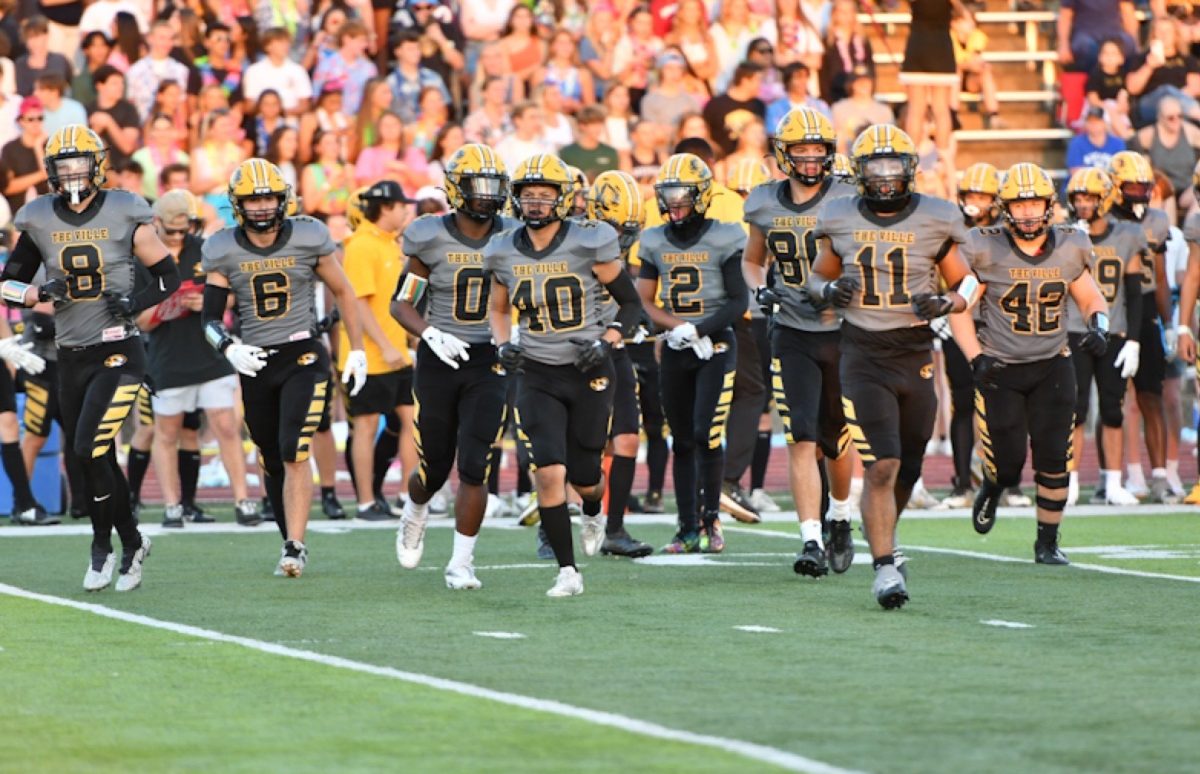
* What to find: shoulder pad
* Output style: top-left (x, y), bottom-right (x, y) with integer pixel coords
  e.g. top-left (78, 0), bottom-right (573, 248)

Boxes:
top-left (200, 227), bottom-right (237, 273)
top-left (742, 182), bottom-right (776, 222)
top-left (291, 217), bottom-right (336, 256)
top-left (401, 213), bottom-right (442, 255)
top-left (573, 219), bottom-right (620, 261)
top-left (111, 189), bottom-right (154, 225)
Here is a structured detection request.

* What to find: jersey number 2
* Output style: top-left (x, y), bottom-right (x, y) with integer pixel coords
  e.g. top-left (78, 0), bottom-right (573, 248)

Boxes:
top-left (59, 244), bottom-right (104, 300)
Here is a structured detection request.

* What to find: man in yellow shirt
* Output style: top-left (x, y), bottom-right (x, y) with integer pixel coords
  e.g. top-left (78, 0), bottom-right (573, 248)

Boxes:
top-left (337, 181), bottom-right (416, 521)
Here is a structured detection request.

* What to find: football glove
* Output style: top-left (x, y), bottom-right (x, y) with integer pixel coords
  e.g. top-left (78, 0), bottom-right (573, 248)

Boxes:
top-left (342, 349), bottom-right (368, 396)
top-left (755, 285), bottom-right (782, 316)
top-left (911, 292), bottom-right (954, 320)
top-left (1080, 312), bottom-right (1109, 357)
top-left (930, 316), bottom-right (952, 341)
top-left (1114, 339), bottom-right (1140, 378)
top-left (38, 278), bottom-right (68, 303)
top-left (103, 291), bottom-right (136, 319)
top-left (497, 341), bottom-right (524, 371)
top-left (225, 341), bottom-right (269, 377)
top-left (570, 337), bottom-right (611, 372)
top-left (691, 335), bottom-right (714, 360)
top-left (421, 326), bottom-right (471, 369)
top-left (0, 336), bottom-right (44, 375)
top-left (971, 354), bottom-right (1005, 389)
top-left (315, 307), bottom-right (340, 335)
top-left (666, 322), bottom-right (699, 350)
top-left (820, 276), bottom-right (859, 308)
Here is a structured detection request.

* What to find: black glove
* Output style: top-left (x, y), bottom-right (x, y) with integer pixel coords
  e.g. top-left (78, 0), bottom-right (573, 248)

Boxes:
top-left (316, 307), bottom-right (341, 335)
top-left (38, 278), bottom-right (68, 303)
top-left (497, 341), bottom-right (524, 371)
top-left (30, 312), bottom-right (55, 341)
top-left (570, 337), bottom-right (612, 372)
top-left (103, 291), bottom-right (136, 319)
top-left (971, 354), bottom-right (1005, 389)
top-left (755, 285), bottom-right (782, 316)
top-left (1080, 312), bottom-right (1109, 357)
top-left (820, 276), bottom-right (859, 308)
top-left (911, 292), bottom-right (954, 321)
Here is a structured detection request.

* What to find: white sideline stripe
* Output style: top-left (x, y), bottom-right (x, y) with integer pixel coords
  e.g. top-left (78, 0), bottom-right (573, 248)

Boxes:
top-left (980, 620), bottom-right (1034, 630)
top-left (734, 625), bottom-right (782, 634)
top-left (724, 527), bottom-right (1200, 585)
top-left (473, 631), bottom-right (526, 640)
top-left (0, 582), bottom-right (860, 774)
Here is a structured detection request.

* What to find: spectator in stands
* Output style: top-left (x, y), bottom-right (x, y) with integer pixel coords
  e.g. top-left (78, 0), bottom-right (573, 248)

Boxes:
top-left (87, 66), bottom-right (139, 167)
top-left (193, 23), bottom-right (242, 105)
top-left (242, 89), bottom-right (295, 157)
top-left (349, 77), bottom-right (392, 160)
top-left (300, 85), bottom-right (352, 163)
top-left (265, 126), bottom-right (300, 189)
top-left (640, 50), bottom-right (703, 141)
top-left (406, 84), bottom-right (448, 159)
top-left (674, 109), bottom-right (717, 151)
top-left (831, 68), bottom-right (894, 153)
top-left (313, 21), bottom-right (378, 117)
top-left (1057, 0), bottom-right (1139, 73)
top-left (0, 90), bottom-right (17, 150)
top-left (711, 0), bottom-right (778, 94)
top-left (560, 104), bottom-right (619, 182)
top-left (579, 4), bottom-right (619, 99)
top-left (720, 114), bottom-right (769, 181)
top-left (106, 11), bottom-right (143, 73)
top-left (1126, 15), bottom-right (1200, 127)
top-left (0, 96), bottom-right (49, 216)
top-left (388, 30), bottom-right (451, 124)
top-left (460, 0), bottom-right (516, 75)
top-left (1133, 96), bottom-right (1200, 212)
top-left (79, 0), bottom-right (143, 38)
top-left (667, 0), bottom-right (720, 87)
top-left (499, 4), bottom-right (543, 86)
top-left (158, 163), bottom-right (190, 195)
top-left (232, 16), bottom-right (261, 68)
top-left (126, 21), bottom-right (191, 121)
top-left (1086, 39), bottom-right (1134, 138)
top-left (625, 118), bottom-right (665, 190)
top-left (821, 0), bottom-right (873, 104)
top-left (1066, 106), bottom-right (1126, 175)
top-left (40, 0), bottom-right (83, 65)
top-left (243, 27), bottom-right (313, 117)
top-left (71, 31), bottom-right (113, 106)
top-left (190, 109), bottom-right (243, 225)
top-left (425, 121), bottom-right (464, 188)
top-left (464, 75), bottom-right (515, 146)
top-left (302, 129), bottom-right (355, 219)
top-left (703, 60), bottom-right (766, 156)
top-left (0, 0), bottom-right (20, 63)
top-left (901, 0), bottom-right (957, 190)
top-left (613, 6), bottom-right (665, 107)
top-left (602, 83), bottom-right (635, 158)
top-left (744, 37), bottom-right (785, 105)
top-left (469, 42), bottom-right (525, 111)
top-left (766, 61), bottom-right (831, 131)
top-left (132, 114), bottom-right (190, 200)
top-left (193, 84), bottom-right (234, 149)
top-left (406, 0), bottom-right (466, 98)
top-left (253, 0), bottom-right (310, 61)
top-left (174, 7), bottom-right (206, 63)
top-left (495, 99), bottom-right (552, 171)
top-left (951, 8), bottom-right (1002, 129)
top-left (534, 29), bottom-right (594, 115)
top-left (302, 5), bottom-right (346, 72)
top-left (538, 83), bottom-right (574, 152)
top-left (33, 74), bottom-right (84, 136)
top-left (113, 158), bottom-right (144, 194)
top-left (355, 110), bottom-right (411, 187)
top-left (14, 16), bottom-right (73, 97)
top-left (776, 0), bottom-right (824, 74)
top-left (151, 80), bottom-right (190, 151)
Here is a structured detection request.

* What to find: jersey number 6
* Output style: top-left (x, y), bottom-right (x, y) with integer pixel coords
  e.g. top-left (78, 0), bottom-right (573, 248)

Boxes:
top-left (251, 271), bottom-right (291, 320)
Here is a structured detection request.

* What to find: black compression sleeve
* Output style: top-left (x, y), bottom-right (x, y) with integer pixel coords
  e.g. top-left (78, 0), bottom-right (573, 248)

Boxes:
top-left (2, 232), bottom-right (45, 283)
top-left (603, 270), bottom-right (643, 333)
top-left (696, 253), bottom-right (749, 337)
top-left (201, 284), bottom-right (233, 351)
top-left (637, 260), bottom-right (660, 281)
top-left (1123, 272), bottom-right (1142, 336)
top-left (127, 256), bottom-right (181, 313)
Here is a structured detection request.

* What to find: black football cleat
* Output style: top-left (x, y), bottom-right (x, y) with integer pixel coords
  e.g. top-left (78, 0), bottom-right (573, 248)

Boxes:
top-left (183, 502), bottom-right (215, 523)
top-left (600, 529), bottom-right (653, 558)
top-left (972, 481), bottom-right (1002, 535)
top-left (535, 524), bottom-right (555, 560)
top-left (826, 520), bottom-right (855, 574)
top-left (793, 540), bottom-right (829, 577)
top-left (321, 490), bottom-right (346, 520)
top-left (641, 490), bottom-right (664, 514)
top-left (355, 502), bottom-right (394, 522)
top-left (1035, 541), bottom-right (1070, 565)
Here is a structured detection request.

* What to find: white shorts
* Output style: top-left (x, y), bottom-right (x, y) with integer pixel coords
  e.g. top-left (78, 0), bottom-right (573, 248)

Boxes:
top-left (152, 374), bottom-right (239, 416)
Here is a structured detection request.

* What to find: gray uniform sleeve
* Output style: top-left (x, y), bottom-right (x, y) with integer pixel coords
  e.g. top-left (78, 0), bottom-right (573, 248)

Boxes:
top-left (402, 215), bottom-right (437, 266)
top-left (1184, 212), bottom-right (1200, 244)
top-left (575, 219), bottom-right (621, 264)
top-left (200, 229), bottom-right (231, 275)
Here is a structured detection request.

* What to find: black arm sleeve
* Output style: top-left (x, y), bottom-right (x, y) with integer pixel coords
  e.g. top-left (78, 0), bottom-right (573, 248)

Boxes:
top-left (696, 253), bottom-right (749, 337)
top-left (2, 232), bottom-right (45, 283)
top-left (201, 283), bottom-right (233, 352)
top-left (637, 261), bottom-right (660, 281)
top-left (127, 256), bottom-right (182, 314)
top-left (1123, 272), bottom-right (1143, 337)
top-left (603, 270), bottom-right (642, 333)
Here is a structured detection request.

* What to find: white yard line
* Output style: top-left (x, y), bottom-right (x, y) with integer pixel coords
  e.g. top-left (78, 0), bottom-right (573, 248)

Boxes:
top-left (980, 620), bottom-right (1034, 629)
top-left (0, 582), bottom-right (861, 774)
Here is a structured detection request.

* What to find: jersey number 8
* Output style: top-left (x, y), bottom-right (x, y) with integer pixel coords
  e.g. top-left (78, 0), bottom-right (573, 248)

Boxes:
top-left (767, 229), bottom-right (818, 288)
top-left (251, 271), bottom-right (291, 319)
top-left (59, 244), bottom-right (105, 300)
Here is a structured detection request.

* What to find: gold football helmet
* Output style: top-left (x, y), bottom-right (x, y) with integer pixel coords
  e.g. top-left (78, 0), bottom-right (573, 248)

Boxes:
top-left (345, 186), bottom-right (369, 230)
top-left (958, 162), bottom-right (1000, 222)
top-left (565, 164), bottom-right (589, 217)
top-left (654, 152), bottom-right (714, 224)
top-left (1107, 150), bottom-right (1155, 220)
top-left (831, 153), bottom-right (854, 180)
top-left (44, 124), bottom-right (107, 205)
top-left (772, 107), bottom-right (836, 184)
top-left (228, 158), bottom-right (291, 232)
top-left (443, 143), bottom-right (509, 221)
top-left (1065, 166), bottom-right (1114, 223)
top-left (850, 124), bottom-right (918, 210)
top-left (510, 153), bottom-right (575, 227)
top-left (727, 158), bottom-right (771, 196)
top-left (998, 162), bottom-right (1057, 239)
top-left (587, 170), bottom-right (645, 251)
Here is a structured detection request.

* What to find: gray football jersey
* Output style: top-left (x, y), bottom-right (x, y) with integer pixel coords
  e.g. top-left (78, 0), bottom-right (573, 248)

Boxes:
top-left (744, 177), bottom-right (857, 332)
top-left (13, 190), bottom-right (153, 348)
top-left (1114, 206), bottom-right (1169, 293)
top-left (403, 213), bottom-right (518, 344)
top-left (638, 220), bottom-right (746, 326)
top-left (484, 219), bottom-right (620, 366)
top-left (966, 225), bottom-right (1089, 363)
top-left (814, 194), bottom-right (967, 332)
top-left (1066, 217), bottom-right (1146, 335)
top-left (201, 218), bottom-right (335, 347)
top-left (1186, 211), bottom-right (1200, 244)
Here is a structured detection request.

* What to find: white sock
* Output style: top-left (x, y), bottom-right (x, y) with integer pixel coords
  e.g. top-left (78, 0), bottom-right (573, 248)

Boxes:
top-left (450, 531), bottom-right (477, 568)
top-left (1127, 463), bottom-right (1146, 487)
top-left (1151, 467), bottom-right (1167, 480)
top-left (1104, 470), bottom-right (1122, 492)
top-left (408, 498), bottom-right (430, 519)
top-left (1069, 470), bottom-right (1078, 487)
top-left (850, 477), bottom-right (863, 494)
top-left (828, 495), bottom-right (851, 522)
top-left (1167, 459), bottom-right (1180, 478)
top-left (800, 519), bottom-right (824, 547)
top-left (357, 501), bottom-right (375, 511)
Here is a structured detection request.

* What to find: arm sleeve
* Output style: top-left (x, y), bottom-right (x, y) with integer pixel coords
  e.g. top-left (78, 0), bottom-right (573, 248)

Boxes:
top-left (1, 232), bottom-right (45, 283)
top-left (696, 254), bottom-right (749, 337)
top-left (1124, 271), bottom-right (1143, 335)
top-left (637, 260), bottom-right (660, 281)
top-left (603, 270), bottom-right (642, 333)
top-left (127, 255), bottom-right (181, 313)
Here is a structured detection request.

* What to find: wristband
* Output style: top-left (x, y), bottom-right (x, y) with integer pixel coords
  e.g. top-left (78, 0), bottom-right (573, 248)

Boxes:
top-left (1177, 324), bottom-right (1194, 338)
top-left (0, 280), bottom-right (33, 306)
top-left (396, 273), bottom-right (429, 305)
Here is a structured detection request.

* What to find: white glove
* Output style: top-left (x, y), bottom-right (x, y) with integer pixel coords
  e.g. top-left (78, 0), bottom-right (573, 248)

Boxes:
top-left (1114, 339), bottom-right (1141, 379)
top-left (225, 342), bottom-right (268, 377)
top-left (929, 316), bottom-right (951, 341)
top-left (342, 349), bottom-right (368, 396)
top-left (510, 324), bottom-right (521, 347)
top-left (421, 326), bottom-right (470, 369)
top-left (691, 335), bottom-right (714, 360)
top-left (631, 324), bottom-right (648, 345)
top-left (666, 322), bottom-right (698, 350)
top-left (0, 336), bottom-right (45, 375)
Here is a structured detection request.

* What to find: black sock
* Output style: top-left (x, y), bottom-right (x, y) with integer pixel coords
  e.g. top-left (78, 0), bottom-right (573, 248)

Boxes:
top-left (372, 428), bottom-right (399, 499)
top-left (1036, 521), bottom-right (1059, 545)
top-left (2, 441), bottom-right (35, 511)
top-left (872, 554), bottom-right (895, 570)
top-left (646, 434), bottom-right (668, 493)
top-left (264, 470), bottom-right (287, 539)
top-left (321, 485), bottom-right (335, 499)
top-left (582, 494), bottom-right (601, 517)
top-left (343, 426), bottom-right (358, 493)
top-left (178, 449), bottom-right (200, 506)
top-left (606, 455), bottom-right (636, 534)
top-left (486, 447), bottom-right (502, 495)
top-left (126, 448), bottom-right (151, 502)
top-left (819, 457), bottom-right (830, 519)
top-left (540, 502), bottom-right (575, 568)
top-left (750, 431), bottom-right (771, 491)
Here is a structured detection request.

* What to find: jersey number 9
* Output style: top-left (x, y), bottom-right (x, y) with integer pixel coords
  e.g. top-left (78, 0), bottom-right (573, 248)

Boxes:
top-left (252, 272), bottom-right (291, 319)
top-left (1094, 257), bottom-right (1122, 303)
top-left (59, 244), bottom-right (104, 300)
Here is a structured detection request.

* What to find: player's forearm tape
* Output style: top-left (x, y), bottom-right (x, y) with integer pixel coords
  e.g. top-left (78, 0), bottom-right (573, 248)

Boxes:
top-left (0, 280), bottom-right (33, 306)
top-left (1090, 311), bottom-right (1110, 333)
top-left (604, 271), bottom-right (643, 332)
top-left (954, 274), bottom-right (981, 309)
top-left (204, 320), bottom-right (233, 352)
top-left (1123, 273), bottom-right (1143, 334)
top-left (396, 274), bottom-right (428, 305)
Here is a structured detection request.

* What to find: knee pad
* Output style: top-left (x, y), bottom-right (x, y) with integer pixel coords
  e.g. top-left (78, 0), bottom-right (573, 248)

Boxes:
top-left (1036, 494), bottom-right (1067, 512)
top-left (454, 436), bottom-right (490, 488)
top-left (566, 448), bottom-right (603, 490)
top-left (1035, 471), bottom-right (1069, 490)
top-left (1098, 399), bottom-right (1124, 428)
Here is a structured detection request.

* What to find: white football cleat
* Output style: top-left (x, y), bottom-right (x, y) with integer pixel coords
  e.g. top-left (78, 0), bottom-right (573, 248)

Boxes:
top-left (748, 488), bottom-right (780, 512)
top-left (906, 481), bottom-right (939, 510)
top-left (445, 562), bottom-right (482, 590)
top-left (115, 536), bottom-right (151, 592)
top-left (396, 500), bottom-right (428, 569)
top-left (279, 540), bottom-right (307, 577)
top-left (580, 514), bottom-right (605, 557)
top-left (546, 566), bottom-right (584, 597)
top-left (83, 551), bottom-right (116, 592)
top-left (1105, 485), bottom-right (1140, 507)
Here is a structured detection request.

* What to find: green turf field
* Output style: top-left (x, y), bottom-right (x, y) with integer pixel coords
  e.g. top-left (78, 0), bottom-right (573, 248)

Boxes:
top-left (2, 508), bottom-right (1198, 773)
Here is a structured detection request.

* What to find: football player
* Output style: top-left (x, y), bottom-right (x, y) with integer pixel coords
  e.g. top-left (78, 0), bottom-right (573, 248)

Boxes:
top-left (2, 125), bottom-right (181, 592)
top-left (950, 163), bottom-right (1110, 564)
top-left (201, 159), bottom-right (367, 578)
top-left (1175, 160), bottom-right (1200, 501)
top-left (743, 108), bottom-right (857, 577)
top-left (1107, 151), bottom-right (1177, 503)
top-left (585, 169), bottom-right (654, 559)
top-left (806, 124), bottom-right (974, 609)
top-left (486, 153), bottom-right (643, 597)
top-left (0, 316), bottom-right (51, 524)
top-left (639, 153), bottom-right (749, 554)
top-left (1063, 167), bottom-right (1146, 507)
top-left (390, 143), bottom-right (515, 590)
